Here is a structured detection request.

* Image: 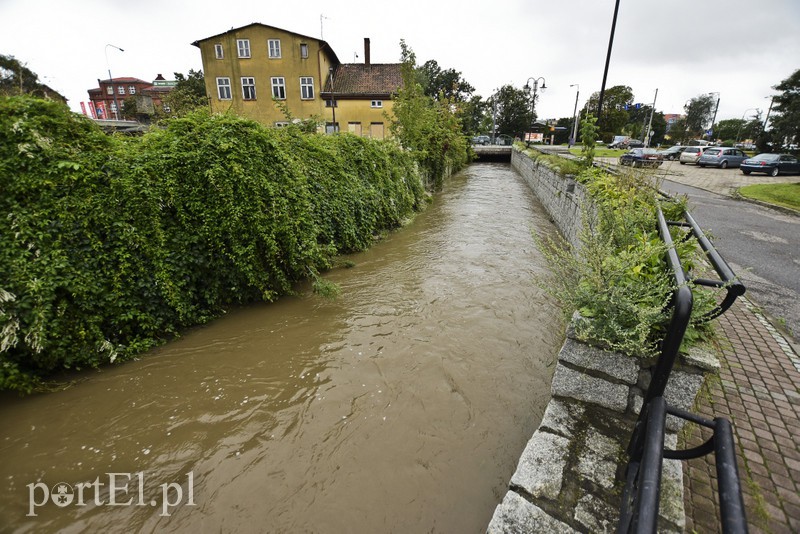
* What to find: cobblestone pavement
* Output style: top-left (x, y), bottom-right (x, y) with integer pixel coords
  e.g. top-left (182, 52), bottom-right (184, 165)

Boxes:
top-left (681, 298), bottom-right (800, 533)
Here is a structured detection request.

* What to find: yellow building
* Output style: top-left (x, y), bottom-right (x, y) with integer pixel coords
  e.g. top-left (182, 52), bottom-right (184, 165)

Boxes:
top-left (192, 23), bottom-right (401, 138)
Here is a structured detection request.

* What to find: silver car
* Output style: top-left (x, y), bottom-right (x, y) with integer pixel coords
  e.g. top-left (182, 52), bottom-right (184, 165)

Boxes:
top-left (679, 146), bottom-right (708, 165)
top-left (697, 147), bottom-right (749, 169)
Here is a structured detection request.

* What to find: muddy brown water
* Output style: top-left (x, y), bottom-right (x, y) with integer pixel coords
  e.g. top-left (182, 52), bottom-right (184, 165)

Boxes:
top-left (0, 163), bottom-right (564, 533)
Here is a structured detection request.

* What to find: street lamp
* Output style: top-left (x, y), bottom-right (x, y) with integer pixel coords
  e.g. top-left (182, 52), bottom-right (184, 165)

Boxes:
top-left (707, 92), bottom-right (720, 141)
top-left (736, 108), bottom-right (760, 145)
top-left (328, 67), bottom-right (337, 133)
top-left (523, 76), bottom-right (547, 131)
top-left (105, 44), bottom-right (124, 120)
top-left (569, 84), bottom-right (580, 146)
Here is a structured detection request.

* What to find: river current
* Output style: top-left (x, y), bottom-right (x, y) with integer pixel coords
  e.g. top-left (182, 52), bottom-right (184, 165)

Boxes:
top-left (0, 162), bottom-right (564, 533)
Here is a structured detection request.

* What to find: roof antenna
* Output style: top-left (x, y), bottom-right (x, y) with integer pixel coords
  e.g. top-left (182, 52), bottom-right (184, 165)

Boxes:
top-left (320, 14), bottom-right (329, 39)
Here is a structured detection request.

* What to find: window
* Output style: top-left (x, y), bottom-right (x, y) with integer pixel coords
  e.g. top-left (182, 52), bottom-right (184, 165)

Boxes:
top-left (325, 100), bottom-right (337, 108)
top-left (163, 102), bottom-right (171, 113)
top-left (268, 39), bottom-right (281, 58)
top-left (300, 77), bottom-right (314, 99)
top-left (275, 122), bottom-right (290, 128)
top-left (300, 43), bottom-right (308, 59)
top-left (117, 86), bottom-right (125, 95)
top-left (110, 102), bottom-right (118, 114)
top-left (371, 100), bottom-right (383, 108)
top-left (271, 77), bottom-right (286, 100)
top-left (214, 44), bottom-right (224, 59)
top-left (241, 77), bottom-right (256, 100)
top-left (128, 86), bottom-right (136, 95)
top-left (237, 39), bottom-right (251, 58)
top-left (216, 77), bottom-right (232, 100)
top-left (348, 122), bottom-right (362, 136)
top-left (106, 86), bottom-right (113, 95)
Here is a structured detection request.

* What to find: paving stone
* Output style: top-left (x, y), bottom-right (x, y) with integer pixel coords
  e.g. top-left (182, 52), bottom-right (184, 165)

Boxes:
top-left (538, 398), bottom-right (584, 439)
top-left (551, 364), bottom-right (629, 412)
top-left (574, 494), bottom-right (617, 533)
top-left (577, 428), bottom-right (620, 490)
top-left (557, 336), bottom-right (639, 384)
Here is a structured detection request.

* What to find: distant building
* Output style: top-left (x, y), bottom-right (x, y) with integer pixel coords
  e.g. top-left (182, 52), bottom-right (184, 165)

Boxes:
top-left (87, 74), bottom-right (175, 120)
top-left (192, 23), bottom-right (401, 138)
top-left (663, 113), bottom-right (684, 132)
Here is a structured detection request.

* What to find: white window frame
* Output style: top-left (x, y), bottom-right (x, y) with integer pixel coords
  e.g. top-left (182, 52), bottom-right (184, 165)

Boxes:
top-left (106, 86), bottom-right (113, 95)
top-left (268, 39), bottom-right (281, 58)
top-left (163, 102), bottom-right (171, 113)
top-left (237, 39), bottom-right (251, 58)
top-left (300, 77), bottom-right (314, 100)
top-left (216, 77), bottom-right (232, 100)
top-left (128, 85), bottom-right (136, 95)
top-left (241, 77), bottom-right (256, 100)
top-left (371, 100), bottom-right (383, 108)
top-left (271, 77), bottom-right (286, 100)
top-left (275, 122), bottom-right (290, 128)
top-left (214, 43), bottom-right (224, 59)
top-left (117, 86), bottom-right (126, 95)
top-left (300, 43), bottom-right (308, 59)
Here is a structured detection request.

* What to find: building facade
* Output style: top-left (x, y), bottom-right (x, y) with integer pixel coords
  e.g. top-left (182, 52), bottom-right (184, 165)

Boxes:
top-left (87, 75), bottom-right (175, 120)
top-left (192, 23), bottom-right (400, 138)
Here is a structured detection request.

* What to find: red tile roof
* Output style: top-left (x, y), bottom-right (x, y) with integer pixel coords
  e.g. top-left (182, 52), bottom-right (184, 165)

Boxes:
top-left (323, 64), bottom-right (403, 98)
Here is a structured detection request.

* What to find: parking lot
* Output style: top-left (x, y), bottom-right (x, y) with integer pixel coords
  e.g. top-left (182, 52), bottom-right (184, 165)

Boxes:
top-left (597, 157), bottom-right (800, 197)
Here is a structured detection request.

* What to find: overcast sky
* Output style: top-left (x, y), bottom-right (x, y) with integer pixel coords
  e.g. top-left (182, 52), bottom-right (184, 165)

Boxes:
top-left (2, 0), bottom-right (799, 124)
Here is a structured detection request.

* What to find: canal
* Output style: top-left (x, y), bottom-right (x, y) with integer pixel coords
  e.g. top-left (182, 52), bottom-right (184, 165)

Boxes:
top-left (0, 162), bottom-right (564, 533)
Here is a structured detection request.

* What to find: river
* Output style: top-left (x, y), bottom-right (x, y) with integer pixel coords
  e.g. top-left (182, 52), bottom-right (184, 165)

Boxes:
top-left (0, 162), bottom-right (564, 533)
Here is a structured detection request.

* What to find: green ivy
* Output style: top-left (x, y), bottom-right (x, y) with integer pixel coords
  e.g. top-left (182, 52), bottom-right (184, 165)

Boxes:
top-left (0, 97), bottom-right (426, 392)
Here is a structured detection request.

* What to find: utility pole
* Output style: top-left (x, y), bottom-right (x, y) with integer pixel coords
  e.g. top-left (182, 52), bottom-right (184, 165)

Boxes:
top-left (105, 44), bottom-right (124, 120)
top-left (597, 0), bottom-right (621, 125)
top-left (570, 84), bottom-right (580, 146)
top-left (644, 88), bottom-right (658, 147)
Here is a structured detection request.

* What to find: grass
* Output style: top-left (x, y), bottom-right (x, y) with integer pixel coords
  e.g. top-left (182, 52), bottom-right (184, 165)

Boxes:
top-left (737, 182), bottom-right (800, 211)
top-left (568, 146), bottom-right (626, 158)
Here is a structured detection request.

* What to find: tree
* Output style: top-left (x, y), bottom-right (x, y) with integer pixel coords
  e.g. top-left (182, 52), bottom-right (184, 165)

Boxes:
top-left (584, 85), bottom-right (633, 141)
top-left (623, 106), bottom-right (667, 146)
top-left (460, 95), bottom-right (488, 135)
top-left (159, 70), bottom-right (208, 118)
top-left (488, 84), bottom-right (534, 140)
top-left (416, 60), bottom-right (474, 103)
top-left (0, 54), bottom-right (63, 101)
top-left (684, 94), bottom-right (716, 138)
top-left (769, 68), bottom-right (800, 149)
top-left (714, 118), bottom-right (746, 142)
top-left (666, 117), bottom-right (690, 145)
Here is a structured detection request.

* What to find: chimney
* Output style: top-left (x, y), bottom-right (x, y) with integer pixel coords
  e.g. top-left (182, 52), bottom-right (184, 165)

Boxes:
top-left (364, 38), bottom-right (371, 66)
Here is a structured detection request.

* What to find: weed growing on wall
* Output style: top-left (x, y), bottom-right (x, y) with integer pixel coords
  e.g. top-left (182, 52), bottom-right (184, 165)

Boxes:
top-left (536, 166), bottom-right (716, 357)
top-left (0, 97), bottom-right (426, 392)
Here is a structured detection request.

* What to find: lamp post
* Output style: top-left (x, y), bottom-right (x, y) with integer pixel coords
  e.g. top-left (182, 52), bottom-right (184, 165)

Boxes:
top-left (105, 44), bottom-right (124, 120)
top-left (569, 84), bottom-right (580, 146)
top-left (524, 76), bottom-right (547, 133)
top-left (707, 92), bottom-right (720, 141)
top-left (736, 108), bottom-right (760, 145)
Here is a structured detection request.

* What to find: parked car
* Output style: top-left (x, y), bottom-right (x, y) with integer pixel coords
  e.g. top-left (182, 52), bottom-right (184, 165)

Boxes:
top-left (697, 147), bottom-right (749, 169)
top-left (679, 146), bottom-right (708, 165)
top-left (658, 146), bottom-right (686, 161)
top-left (619, 148), bottom-right (663, 168)
top-left (740, 153), bottom-right (800, 176)
top-left (471, 135), bottom-right (491, 145)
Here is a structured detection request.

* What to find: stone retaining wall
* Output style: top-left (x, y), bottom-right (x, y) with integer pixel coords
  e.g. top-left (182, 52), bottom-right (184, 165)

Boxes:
top-left (488, 148), bottom-right (720, 532)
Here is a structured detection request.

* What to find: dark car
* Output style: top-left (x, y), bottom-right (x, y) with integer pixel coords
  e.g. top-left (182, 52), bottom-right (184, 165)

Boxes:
top-left (697, 147), bottom-right (748, 169)
top-left (471, 135), bottom-right (490, 145)
top-left (619, 148), bottom-right (663, 168)
top-left (740, 153), bottom-right (800, 176)
top-left (658, 146), bottom-right (686, 161)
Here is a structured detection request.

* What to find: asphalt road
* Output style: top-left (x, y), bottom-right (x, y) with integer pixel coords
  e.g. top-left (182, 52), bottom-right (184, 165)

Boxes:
top-left (600, 157), bottom-right (800, 345)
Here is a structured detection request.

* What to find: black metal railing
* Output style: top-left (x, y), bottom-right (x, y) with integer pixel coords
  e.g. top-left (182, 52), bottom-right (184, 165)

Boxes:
top-left (617, 203), bottom-right (747, 533)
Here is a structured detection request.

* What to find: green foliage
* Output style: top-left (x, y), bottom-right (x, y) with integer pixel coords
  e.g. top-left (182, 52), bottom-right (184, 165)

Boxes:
top-left (390, 41), bottom-right (470, 190)
top-left (579, 114), bottom-right (599, 168)
top-left (157, 70), bottom-right (208, 118)
top-left (489, 84), bottom-right (535, 140)
top-left (536, 166), bottom-right (716, 357)
top-left (770, 68), bottom-right (800, 149)
top-left (684, 94), bottom-right (716, 137)
top-left (0, 96), bottom-right (425, 392)
top-left (585, 85), bottom-right (633, 141)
